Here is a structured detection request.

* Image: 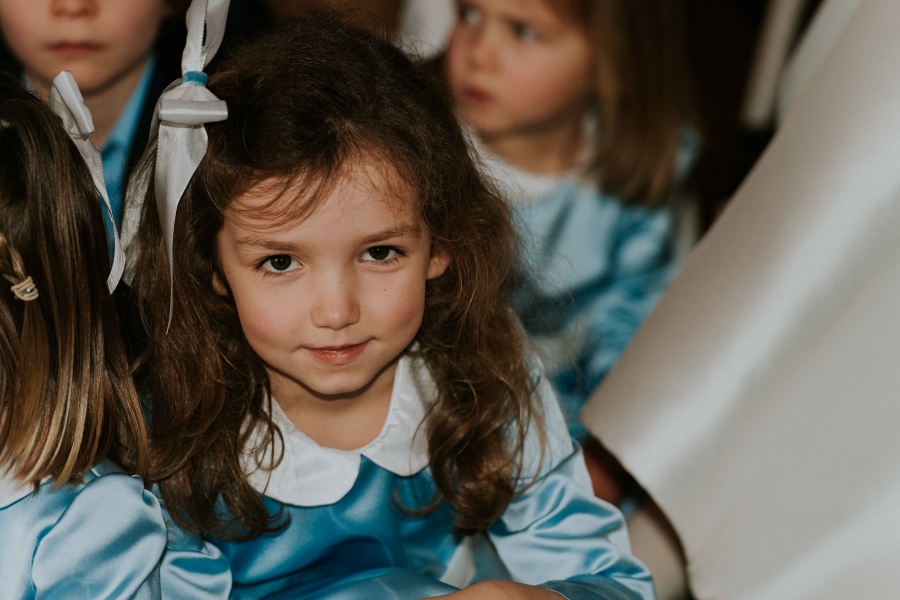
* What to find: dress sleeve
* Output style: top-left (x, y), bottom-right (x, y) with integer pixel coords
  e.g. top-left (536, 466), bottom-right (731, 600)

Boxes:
top-left (488, 374), bottom-right (656, 600)
top-left (583, 203), bottom-right (675, 391)
top-left (586, 126), bottom-right (700, 385)
top-left (31, 472), bottom-right (167, 600)
top-left (154, 491), bottom-right (233, 600)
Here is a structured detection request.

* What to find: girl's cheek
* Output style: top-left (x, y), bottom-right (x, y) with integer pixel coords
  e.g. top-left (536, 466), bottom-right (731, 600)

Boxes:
top-left (105, 2), bottom-right (167, 60)
top-left (369, 272), bottom-right (426, 335)
top-left (232, 277), bottom-right (302, 347)
top-left (514, 54), bottom-right (591, 111)
top-left (444, 35), bottom-right (469, 96)
top-left (110, 0), bottom-right (167, 39)
top-left (0, 2), bottom-right (41, 63)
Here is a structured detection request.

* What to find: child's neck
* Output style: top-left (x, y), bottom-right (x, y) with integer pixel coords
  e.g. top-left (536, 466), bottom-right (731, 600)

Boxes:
top-left (26, 55), bottom-right (151, 148)
top-left (269, 357), bottom-right (398, 451)
top-left (482, 112), bottom-right (585, 176)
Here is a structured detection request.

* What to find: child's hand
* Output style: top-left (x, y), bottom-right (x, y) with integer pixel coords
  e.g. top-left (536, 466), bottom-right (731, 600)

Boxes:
top-left (441, 581), bottom-right (561, 599)
top-left (582, 437), bottom-right (637, 505)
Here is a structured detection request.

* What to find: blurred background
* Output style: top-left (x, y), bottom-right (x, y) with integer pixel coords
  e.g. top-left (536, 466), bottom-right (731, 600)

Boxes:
top-left (0, 0), bottom-right (827, 235)
top-left (240, 0), bottom-right (824, 233)
top-left (233, 0), bottom-right (829, 233)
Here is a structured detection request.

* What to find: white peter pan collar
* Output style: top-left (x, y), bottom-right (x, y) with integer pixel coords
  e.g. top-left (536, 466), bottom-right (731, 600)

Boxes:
top-left (466, 113), bottom-right (598, 206)
top-left (244, 354), bottom-right (434, 507)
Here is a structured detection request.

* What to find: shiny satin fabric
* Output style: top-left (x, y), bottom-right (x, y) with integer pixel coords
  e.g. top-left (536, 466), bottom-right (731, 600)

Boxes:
top-left (0, 460), bottom-right (166, 599)
top-left (509, 180), bottom-right (675, 441)
top-left (140, 0), bottom-right (229, 327)
top-left (160, 450), bottom-right (655, 599)
top-left (582, 0), bottom-right (900, 598)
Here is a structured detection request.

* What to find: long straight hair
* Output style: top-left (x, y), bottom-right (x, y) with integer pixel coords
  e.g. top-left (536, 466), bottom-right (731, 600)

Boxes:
top-left (554, 0), bottom-right (695, 205)
top-left (0, 73), bottom-right (149, 485)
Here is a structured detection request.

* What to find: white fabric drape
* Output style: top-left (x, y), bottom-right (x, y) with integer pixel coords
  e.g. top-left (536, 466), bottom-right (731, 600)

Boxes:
top-left (776, 0), bottom-right (865, 123)
top-left (582, 1), bottom-right (900, 598)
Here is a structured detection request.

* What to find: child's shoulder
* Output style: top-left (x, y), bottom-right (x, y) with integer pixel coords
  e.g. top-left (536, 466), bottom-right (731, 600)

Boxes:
top-left (36, 460), bottom-right (165, 553)
top-left (0, 459), bottom-right (166, 598)
top-left (1, 459), bottom-right (164, 534)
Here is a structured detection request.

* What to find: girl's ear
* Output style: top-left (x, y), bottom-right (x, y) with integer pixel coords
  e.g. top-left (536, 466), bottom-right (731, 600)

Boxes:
top-left (212, 269), bottom-right (230, 296)
top-left (427, 246), bottom-right (451, 280)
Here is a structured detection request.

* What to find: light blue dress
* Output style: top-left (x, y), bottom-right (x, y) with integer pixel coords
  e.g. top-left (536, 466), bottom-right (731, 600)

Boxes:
top-left (509, 181), bottom-right (675, 441)
top-left (0, 459), bottom-right (167, 599)
top-left (479, 135), bottom-right (697, 441)
top-left (159, 355), bottom-right (656, 600)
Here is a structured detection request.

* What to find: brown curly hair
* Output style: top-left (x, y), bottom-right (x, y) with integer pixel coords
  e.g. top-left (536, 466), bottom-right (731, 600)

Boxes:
top-left (0, 73), bottom-right (148, 485)
top-left (132, 13), bottom-right (544, 540)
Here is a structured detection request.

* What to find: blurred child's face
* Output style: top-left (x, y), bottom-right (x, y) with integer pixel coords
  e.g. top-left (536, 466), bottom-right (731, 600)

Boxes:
top-left (216, 158), bottom-right (450, 400)
top-left (0, 0), bottom-right (168, 94)
top-left (445, 0), bottom-right (593, 138)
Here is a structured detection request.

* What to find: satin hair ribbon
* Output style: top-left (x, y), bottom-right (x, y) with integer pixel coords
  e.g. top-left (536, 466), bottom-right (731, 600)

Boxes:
top-left (155, 0), bottom-right (230, 328)
top-left (48, 71), bottom-right (125, 293)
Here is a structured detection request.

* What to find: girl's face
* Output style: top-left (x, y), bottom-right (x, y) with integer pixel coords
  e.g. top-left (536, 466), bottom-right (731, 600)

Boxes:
top-left (445, 0), bottom-right (593, 139)
top-left (216, 159), bottom-right (450, 400)
top-left (0, 0), bottom-right (167, 94)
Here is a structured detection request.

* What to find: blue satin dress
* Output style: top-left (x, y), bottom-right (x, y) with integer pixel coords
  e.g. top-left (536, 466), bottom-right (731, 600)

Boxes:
top-left (509, 181), bottom-right (675, 441)
top-left (159, 355), bottom-right (656, 600)
top-left (0, 459), bottom-right (167, 599)
top-left (479, 130), bottom-right (698, 441)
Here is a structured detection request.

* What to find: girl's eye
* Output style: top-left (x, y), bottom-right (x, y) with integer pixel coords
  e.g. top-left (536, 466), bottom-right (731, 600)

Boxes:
top-left (362, 246), bottom-right (399, 262)
top-left (261, 255), bottom-right (299, 273)
top-left (513, 23), bottom-right (539, 41)
top-left (459, 5), bottom-right (482, 25)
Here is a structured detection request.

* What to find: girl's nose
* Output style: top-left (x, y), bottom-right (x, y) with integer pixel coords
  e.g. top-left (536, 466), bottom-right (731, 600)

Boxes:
top-left (310, 274), bottom-right (360, 331)
top-left (466, 23), bottom-right (498, 71)
top-left (50, 0), bottom-right (98, 18)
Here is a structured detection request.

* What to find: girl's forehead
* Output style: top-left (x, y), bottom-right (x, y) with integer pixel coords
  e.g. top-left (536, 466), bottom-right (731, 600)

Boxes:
top-left (469, 0), bottom-right (582, 22)
top-left (225, 160), bottom-right (422, 237)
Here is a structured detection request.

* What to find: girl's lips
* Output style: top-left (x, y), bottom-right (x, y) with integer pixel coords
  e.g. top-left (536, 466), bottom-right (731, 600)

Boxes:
top-left (47, 41), bottom-right (105, 58)
top-left (306, 341), bottom-right (369, 365)
top-left (462, 86), bottom-right (492, 104)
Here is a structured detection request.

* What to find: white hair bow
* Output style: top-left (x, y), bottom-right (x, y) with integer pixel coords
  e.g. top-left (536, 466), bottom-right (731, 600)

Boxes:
top-left (49, 71), bottom-right (126, 293)
top-left (154, 0), bottom-right (230, 327)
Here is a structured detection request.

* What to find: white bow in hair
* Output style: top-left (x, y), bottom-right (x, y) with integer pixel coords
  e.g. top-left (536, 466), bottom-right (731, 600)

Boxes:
top-left (155, 0), bottom-right (230, 328)
top-left (49, 71), bottom-right (126, 294)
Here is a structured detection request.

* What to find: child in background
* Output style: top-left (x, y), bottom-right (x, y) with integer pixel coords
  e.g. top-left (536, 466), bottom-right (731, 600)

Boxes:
top-left (445, 0), bottom-right (696, 448)
top-left (0, 72), bottom-right (165, 599)
top-left (129, 12), bottom-right (655, 600)
top-left (0, 0), bottom-right (187, 248)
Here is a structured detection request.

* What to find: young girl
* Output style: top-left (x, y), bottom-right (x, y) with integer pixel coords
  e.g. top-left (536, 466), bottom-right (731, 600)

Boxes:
top-left (445, 0), bottom-right (697, 447)
top-left (0, 72), bottom-right (165, 598)
top-left (130, 12), bottom-right (655, 600)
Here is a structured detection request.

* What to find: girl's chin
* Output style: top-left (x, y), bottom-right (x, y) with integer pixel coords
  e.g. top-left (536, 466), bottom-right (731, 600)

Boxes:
top-left (301, 378), bottom-right (375, 400)
top-left (463, 117), bottom-right (523, 142)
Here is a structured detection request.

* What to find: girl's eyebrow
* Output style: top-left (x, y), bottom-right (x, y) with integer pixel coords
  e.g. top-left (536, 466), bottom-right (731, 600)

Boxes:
top-left (234, 225), bottom-right (421, 253)
top-left (357, 225), bottom-right (422, 246)
top-left (235, 238), bottom-right (304, 253)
